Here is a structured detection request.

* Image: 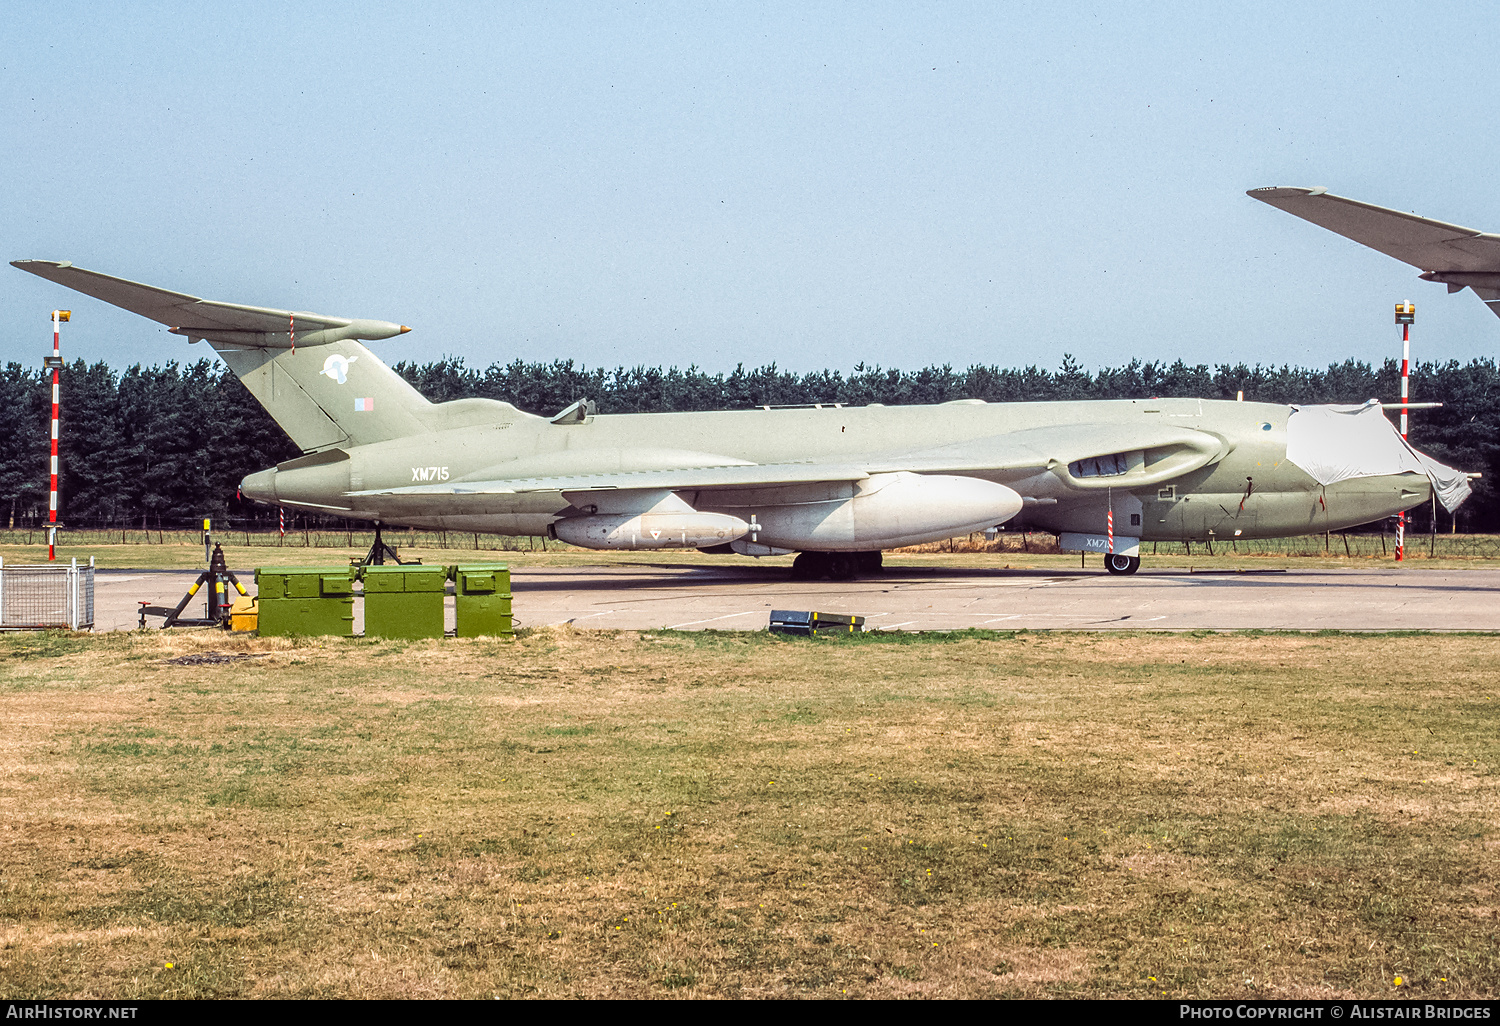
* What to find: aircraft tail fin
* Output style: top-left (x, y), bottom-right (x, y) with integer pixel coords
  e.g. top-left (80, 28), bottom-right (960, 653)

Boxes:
top-left (213, 339), bottom-right (435, 451)
top-left (10, 260), bottom-right (435, 451)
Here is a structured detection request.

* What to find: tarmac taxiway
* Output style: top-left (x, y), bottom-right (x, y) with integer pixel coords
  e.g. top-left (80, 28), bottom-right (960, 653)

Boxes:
top-left (91, 564), bottom-right (1500, 633)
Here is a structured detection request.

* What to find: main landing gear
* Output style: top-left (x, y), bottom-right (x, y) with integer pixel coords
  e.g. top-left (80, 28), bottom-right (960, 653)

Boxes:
top-left (1104, 553), bottom-right (1140, 575)
top-left (790, 551), bottom-right (883, 581)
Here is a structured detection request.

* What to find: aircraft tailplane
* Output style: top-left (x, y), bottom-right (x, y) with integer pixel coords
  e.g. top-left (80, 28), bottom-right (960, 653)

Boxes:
top-left (9, 260), bottom-right (437, 453)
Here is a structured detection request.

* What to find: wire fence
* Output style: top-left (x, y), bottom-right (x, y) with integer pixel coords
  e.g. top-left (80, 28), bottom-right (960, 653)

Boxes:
top-left (901, 530), bottom-right (1500, 560)
top-left (5, 528), bottom-right (1499, 561)
top-left (0, 528), bottom-right (563, 552)
top-left (0, 558), bottom-right (95, 630)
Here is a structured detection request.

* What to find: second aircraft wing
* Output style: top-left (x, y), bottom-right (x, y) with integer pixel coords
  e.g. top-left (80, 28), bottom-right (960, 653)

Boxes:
top-left (1247, 187), bottom-right (1500, 317)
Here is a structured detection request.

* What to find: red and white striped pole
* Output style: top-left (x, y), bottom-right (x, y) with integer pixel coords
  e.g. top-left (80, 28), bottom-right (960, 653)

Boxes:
top-left (45, 310), bottom-right (69, 561)
top-left (1395, 301), bottom-right (1414, 562)
top-left (1107, 488), bottom-right (1114, 555)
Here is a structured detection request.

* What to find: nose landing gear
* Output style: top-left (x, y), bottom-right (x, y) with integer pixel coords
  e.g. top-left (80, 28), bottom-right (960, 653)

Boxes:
top-left (1104, 553), bottom-right (1140, 575)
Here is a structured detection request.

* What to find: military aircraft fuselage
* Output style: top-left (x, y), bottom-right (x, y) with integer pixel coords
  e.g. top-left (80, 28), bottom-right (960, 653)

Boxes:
top-left (242, 394), bottom-right (1425, 545)
top-left (13, 258), bottom-right (1455, 565)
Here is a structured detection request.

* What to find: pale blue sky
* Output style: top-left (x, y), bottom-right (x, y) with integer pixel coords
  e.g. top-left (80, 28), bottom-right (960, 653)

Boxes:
top-left (4, 2), bottom-right (1498, 375)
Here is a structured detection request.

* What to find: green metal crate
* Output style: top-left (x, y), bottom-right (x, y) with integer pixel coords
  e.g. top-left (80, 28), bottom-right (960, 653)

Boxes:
top-left (362, 565), bottom-right (447, 639)
top-left (453, 563), bottom-right (514, 638)
top-left (254, 567), bottom-right (355, 636)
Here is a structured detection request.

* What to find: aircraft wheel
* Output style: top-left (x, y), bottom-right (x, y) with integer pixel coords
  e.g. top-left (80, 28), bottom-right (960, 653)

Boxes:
top-left (827, 554), bottom-right (859, 581)
top-left (1105, 554), bottom-right (1140, 575)
top-left (791, 552), bottom-right (828, 580)
top-left (855, 551), bottom-right (884, 573)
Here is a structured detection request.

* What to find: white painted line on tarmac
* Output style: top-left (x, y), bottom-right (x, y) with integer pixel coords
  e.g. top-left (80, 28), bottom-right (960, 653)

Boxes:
top-left (667, 611), bottom-right (763, 629)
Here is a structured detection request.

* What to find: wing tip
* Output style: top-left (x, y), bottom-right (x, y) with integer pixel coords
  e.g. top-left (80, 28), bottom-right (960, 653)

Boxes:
top-left (1248, 186), bottom-right (1332, 202)
top-left (1247, 186), bottom-right (1329, 202)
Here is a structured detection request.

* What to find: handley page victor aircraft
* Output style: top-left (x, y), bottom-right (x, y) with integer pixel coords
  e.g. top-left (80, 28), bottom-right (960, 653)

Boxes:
top-left (12, 259), bottom-right (1471, 577)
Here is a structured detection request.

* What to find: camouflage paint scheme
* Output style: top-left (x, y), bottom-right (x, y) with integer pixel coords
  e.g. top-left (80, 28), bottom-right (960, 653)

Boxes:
top-left (12, 261), bottom-right (1439, 568)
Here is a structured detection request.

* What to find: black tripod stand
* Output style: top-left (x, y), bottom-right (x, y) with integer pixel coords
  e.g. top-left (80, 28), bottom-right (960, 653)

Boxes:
top-left (359, 523), bottom-right (420, 566)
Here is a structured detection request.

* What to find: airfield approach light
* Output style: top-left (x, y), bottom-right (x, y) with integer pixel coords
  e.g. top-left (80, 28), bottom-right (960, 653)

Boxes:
top-left (1394, 301), bottom-right (1415, 560)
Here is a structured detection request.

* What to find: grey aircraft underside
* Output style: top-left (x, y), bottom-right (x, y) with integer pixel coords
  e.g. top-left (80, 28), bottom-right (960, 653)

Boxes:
top-left (12, 257), bottom-right (1471, 577)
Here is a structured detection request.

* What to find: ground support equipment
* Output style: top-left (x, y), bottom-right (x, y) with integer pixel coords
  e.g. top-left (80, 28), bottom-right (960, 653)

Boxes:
top-left (138, 544), bottom-right (247, 628)
top-left (253, 565), bottom-right (356, 637)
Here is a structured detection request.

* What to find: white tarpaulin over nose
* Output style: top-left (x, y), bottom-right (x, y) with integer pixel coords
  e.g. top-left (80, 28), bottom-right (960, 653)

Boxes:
top-left (1285, 401), bottom-right (1472, 512)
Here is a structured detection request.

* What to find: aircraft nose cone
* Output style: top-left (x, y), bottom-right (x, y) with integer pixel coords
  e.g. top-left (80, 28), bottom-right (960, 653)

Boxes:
top-left (240, 467), bottom-right (277, 504)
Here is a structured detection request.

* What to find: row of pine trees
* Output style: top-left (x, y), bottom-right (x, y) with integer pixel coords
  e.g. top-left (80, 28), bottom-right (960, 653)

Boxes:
top-left (2, 355), bottom-right (1495, 530)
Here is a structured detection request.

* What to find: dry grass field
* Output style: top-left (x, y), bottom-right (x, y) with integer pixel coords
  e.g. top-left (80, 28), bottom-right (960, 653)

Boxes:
top-left (0, 628), bottom-right (1496, 999)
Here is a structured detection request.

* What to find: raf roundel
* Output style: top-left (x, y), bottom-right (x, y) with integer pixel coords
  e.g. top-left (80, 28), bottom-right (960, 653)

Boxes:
top-left (321, 353), bottom-right (358, 384)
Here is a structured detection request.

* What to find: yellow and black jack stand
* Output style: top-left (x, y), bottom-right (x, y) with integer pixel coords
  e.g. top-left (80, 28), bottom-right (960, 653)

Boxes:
top-left (138, 543), bottom-right (248, 629)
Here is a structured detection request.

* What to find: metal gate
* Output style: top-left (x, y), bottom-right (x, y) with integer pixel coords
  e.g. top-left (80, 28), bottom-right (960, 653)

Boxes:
top-left (0, 557), bottom-right (95, 630)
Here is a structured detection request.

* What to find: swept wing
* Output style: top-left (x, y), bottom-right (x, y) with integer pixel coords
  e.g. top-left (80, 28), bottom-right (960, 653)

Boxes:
top-left (350, 419), bottom-right (1224, 511)
top-left (1246, 187), bottom-right (1500, 317)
